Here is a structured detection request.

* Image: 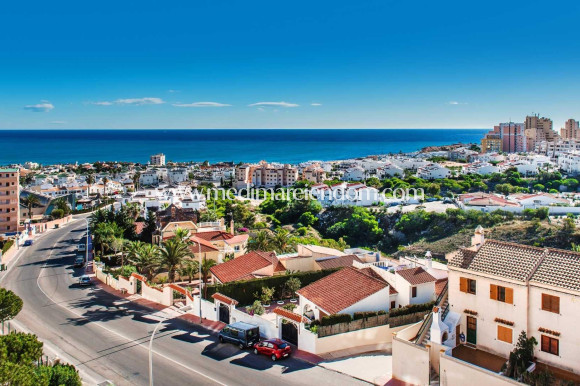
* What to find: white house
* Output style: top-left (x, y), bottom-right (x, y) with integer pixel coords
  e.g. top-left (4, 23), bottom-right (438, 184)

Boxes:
top-left (342, 166), bottom-right (366, 181)
top-left (296, 266), bottom-right (393, 320)
top-left (416, 163), bottom-right (451, 179)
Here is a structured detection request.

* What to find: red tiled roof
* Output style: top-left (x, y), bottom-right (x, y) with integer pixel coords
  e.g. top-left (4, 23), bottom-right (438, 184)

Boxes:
top-left (195, 230), bottom-right (235, 242)
top-left (210, 251), bottom-right (283, 283)
top-left (359, 267), bottom-right (398, 294)
top-left (212, 292), bottom-right (239, 306)
top-left (396, 267), bottom-right (436, 285)
top-left (189, 235), bottom-right (219, 253)
top-left (273, 307), bottom-right (307, 323)
top-left (435, 278), bottom-right (448, 296)
top-left (296, 267), bottom-right (388, 315)
top-left (134, 221), bottom-right (145, 235)
top-left (314, 254), bottom-right (362, 270)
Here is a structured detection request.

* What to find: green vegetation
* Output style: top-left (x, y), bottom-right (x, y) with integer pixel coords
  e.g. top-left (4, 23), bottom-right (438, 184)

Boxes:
top-left (204, 269), bottom-right (339, 305)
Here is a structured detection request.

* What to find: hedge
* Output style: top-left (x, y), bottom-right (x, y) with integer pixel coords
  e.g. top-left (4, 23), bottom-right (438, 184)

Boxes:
top-left (353, 310), bottom-right (387, 320)
top-left (203, 268), bottom-right (339, 306)
top-left (321, 313), bottom-right (352, 326)
top-left (389, 301), bottom-right (435, 317)
top-left (1, 240), bottom-right (14, 254)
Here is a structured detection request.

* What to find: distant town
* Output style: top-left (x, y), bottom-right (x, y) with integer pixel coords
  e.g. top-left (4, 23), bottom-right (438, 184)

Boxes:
top-left (1, 115), bottom-right (580, 385)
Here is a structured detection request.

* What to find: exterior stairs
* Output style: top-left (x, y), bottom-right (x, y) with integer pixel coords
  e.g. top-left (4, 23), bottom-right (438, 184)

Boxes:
top-left (413, 282), bottom-right (449, 346)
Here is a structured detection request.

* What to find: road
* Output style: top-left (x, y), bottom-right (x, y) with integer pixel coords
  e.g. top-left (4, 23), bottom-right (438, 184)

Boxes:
top-left (1, 217), bottom-right (366, 386)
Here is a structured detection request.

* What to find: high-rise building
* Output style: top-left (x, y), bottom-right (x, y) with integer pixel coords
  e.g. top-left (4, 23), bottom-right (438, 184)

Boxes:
top-left (150, 153), bottom-right (166, 166)
top-left (0, 169), bottom-right (20, 233)
top-left (560, 118), bottom-right (580, 139)
top-left (481, 122), bottom-right (525, 153)
top-left (524, 115), bottom-right (558, 151)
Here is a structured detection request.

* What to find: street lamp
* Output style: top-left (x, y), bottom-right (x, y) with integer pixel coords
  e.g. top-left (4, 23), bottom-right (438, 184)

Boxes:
top-left (148, 305), bottom-right (192, 386)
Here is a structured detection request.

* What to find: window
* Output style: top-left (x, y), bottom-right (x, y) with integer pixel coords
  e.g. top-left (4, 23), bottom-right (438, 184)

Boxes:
top-left (490, 284), bottom-right (513, 304)
top-left (411, 287), bottom-right (417, 298)
top-left (390, 301), bottom-right (396, 309)
top-left (541, 335), bottom-right (559, 356)
top-left (541, 294), bottom-right (560, 314)
top-left (497, 325), bottom-right (513, 344)
top-left (459, 277), bottom-right (477, 295)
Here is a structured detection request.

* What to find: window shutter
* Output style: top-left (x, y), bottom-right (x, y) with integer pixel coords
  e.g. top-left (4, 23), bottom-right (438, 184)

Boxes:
top-left (542, 293), bottom-right (548, 310)
top-left (460, 277), bottom-right (467, 293)
top-left (553, 296), bottom-right (560, 314)
top-left (505, 287), bottom-right (513, 304)
top-left (490, 284), bottom-right (497, 300)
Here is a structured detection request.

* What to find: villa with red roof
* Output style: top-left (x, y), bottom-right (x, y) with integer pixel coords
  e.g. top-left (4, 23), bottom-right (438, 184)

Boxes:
top-left (209, 251), bottom-right (285, 284)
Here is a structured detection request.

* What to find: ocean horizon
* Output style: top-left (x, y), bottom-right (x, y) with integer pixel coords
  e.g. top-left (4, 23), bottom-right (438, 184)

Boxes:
top-left (1, 129), bottom-right (488, 165)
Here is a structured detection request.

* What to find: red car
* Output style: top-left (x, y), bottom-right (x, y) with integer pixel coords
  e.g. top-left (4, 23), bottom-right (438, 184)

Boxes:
top-left (253, 339), bottom-right (291, 361)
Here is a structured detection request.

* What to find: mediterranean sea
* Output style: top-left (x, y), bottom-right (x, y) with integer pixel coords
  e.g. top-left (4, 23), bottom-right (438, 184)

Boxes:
top-left (0, 129), bottom-right (488, 165)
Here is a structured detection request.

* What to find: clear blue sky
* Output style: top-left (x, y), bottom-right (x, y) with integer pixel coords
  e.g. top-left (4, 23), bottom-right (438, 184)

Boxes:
top-left (1, 0), bottom-right (579, 129)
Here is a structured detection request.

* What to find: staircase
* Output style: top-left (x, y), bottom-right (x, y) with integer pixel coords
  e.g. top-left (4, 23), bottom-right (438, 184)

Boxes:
top-left (413, 281), bottom-right (449, 346)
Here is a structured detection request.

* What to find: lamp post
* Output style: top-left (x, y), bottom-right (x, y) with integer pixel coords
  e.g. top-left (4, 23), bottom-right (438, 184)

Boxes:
top-left (148, 305), bottom-right (192, 386)
top-left (198, 239), bottom-right (202, 323)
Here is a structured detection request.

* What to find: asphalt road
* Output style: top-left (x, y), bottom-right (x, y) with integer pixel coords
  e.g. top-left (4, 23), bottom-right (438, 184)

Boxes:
top-left (1, 217), bottom-right (366, 386)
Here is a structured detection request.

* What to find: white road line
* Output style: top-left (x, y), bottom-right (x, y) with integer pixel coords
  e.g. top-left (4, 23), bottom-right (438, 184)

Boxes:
top-left (35, 222), bottom-right (227, 386)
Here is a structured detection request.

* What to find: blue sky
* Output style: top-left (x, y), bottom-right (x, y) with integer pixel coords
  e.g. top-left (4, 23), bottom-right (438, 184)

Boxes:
top-left (1, 0), bottom-right (580, 129)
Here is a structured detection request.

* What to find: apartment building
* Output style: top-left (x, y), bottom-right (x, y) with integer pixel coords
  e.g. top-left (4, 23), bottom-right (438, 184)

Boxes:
top-left (525, 115), bottom-right (559, 151)
top-left (302, 164), bottom-right (327, 184)
top-left (483, 122), bottom-right (526, 153)
top-left (447, 227), bottom-right (580, 375)
top-left (150, 153), bottom-right (166, 166)
top-left (560, 118), bottom-right (580, 139)
top-left (481, 133), bottom-right (503, 153)
top-left (0, 169), bottom-right (20, 233)
top-left (234, 161), bottom-right (298, 188)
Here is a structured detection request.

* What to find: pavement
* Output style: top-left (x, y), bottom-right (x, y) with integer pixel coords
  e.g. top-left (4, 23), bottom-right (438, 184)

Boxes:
top-left (1, 215), bottom-right (368, 386)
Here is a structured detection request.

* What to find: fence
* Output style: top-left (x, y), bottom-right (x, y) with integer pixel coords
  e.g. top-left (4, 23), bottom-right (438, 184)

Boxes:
top-left (317, 310), bottom-right (429, 337)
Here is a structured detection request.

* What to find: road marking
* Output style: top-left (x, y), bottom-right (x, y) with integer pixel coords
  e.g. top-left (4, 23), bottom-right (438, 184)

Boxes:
top-left (35, 222), bottom-right (227, 386)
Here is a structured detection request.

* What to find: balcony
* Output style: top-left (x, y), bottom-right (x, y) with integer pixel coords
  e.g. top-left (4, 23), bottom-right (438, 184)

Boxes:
top-left (451, 344), bottom-right (506, 373)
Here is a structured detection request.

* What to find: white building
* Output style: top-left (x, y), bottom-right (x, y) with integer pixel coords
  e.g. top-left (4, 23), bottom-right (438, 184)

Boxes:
top-left (342, 166), bottom-right (366, 181)
top-left (416, 163), bottom-right (451, 179)
top-left (150, 153), bottom-right (166, 166)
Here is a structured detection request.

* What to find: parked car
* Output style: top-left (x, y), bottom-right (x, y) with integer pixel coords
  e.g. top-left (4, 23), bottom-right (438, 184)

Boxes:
top-left (77, 244), bottom-right (86, 252)
top-left (23, 240), bottom-right (34, 246)
top-left (253, 339), bottom-right (291, 361)
top-left (73, 257), bottom-right (85, 268)
top-left (78, 275), bottom-right (92, 286)
top-left (218, 322), bottom-right (260, 349)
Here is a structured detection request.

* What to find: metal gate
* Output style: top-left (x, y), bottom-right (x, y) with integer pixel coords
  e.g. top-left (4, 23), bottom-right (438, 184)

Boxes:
top-left (219, 303), bottom-right (230, 324)
top-left (281, 321), bottom-right (298, 345)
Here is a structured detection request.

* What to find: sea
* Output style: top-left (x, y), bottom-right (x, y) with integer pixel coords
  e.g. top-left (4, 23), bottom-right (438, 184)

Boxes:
top-left (0, 129), bottom-right (488, 165)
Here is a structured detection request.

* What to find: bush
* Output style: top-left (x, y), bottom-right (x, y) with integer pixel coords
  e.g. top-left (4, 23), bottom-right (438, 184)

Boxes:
top-left (320, 313), bottom-right (352, 326)
top-left (296, 227), bottom-right (308, 236)
top-left (204, 269), bottom-right (339, 305)
top-left (51, 209), bottom-right (65, 219)
top-left (353, 310), bottom-right (387, 320)
top-left (247, 300), bottom-right (265, 316)
top-left (389, 301), bottom-right (435, 317)
top-left (1, 240), bottom-right (14, 254)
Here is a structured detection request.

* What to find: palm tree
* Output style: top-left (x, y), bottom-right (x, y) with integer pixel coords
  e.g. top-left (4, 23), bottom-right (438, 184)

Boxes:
top-left (89, 208), bottom-right (108, 232)
top-left (200, 256), bottom-right (216, 297)
top-left (173, 227), bottom-right (191, 242)
top-left (132, 171), bottom-right (141, 190)
top-left (248, 230), bottom-right (271, 252)
top-left (85, 173), bottom-right (96, 197)
top-left (271, 228), bottom-right (293, 253)
top-left (180, 259), bottom-right (199, 283)
top-left (92, 222), bottom-right (123, 257)
top-left (52, 197), bottom-right (71, 215)
top-left (22, 194), bottom-right (40, 220)
top-left (128, 242), bottom-right (161, 281)
top-left (158, 238), bottom-right (192, 283)
top-left (102, 176), bottom-right (109, 196)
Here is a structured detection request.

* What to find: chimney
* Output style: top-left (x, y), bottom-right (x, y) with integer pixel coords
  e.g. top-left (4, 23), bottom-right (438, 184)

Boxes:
top-left (230, 219), bottom-right (235, 235)
top-left (471, 225), bottom-right (485, 249)
top-left (425, 251), bottom-right (432, 270)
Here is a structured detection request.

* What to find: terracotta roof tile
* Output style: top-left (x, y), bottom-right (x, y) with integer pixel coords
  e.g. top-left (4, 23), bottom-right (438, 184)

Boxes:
top-left (449, 240), bottom-right (545, 282)
top-left (195, 231), bottom-right (235, 242)
top-left (314, 254), bottom-right (362, 270)
top-left (296, 267), bottom-right (388, 315)
top-left (531, 249), bottom-right (580, 292)
top-left (210, 251), bottom-right (281, 283)
top-left (212, 292), bottom-right (239, 306)
top-left (273, 307), bottom-right (307, 323)
top-left (396, 267), bottom-right (436, 285)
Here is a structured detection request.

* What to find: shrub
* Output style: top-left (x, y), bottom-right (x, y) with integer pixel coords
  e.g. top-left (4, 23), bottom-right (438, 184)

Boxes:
top-left (320, 313), bottom-right (352, 326)
top-left (353, 310), bottom-right (387, 320)
top-left (282, 303), bottom-right (297, 312)
top-left (204, 269), bottom-right (339, 305)
top-left (389, 301), bottom-right (435, 317)
top-left (247, 300), bottom-right (265, 316)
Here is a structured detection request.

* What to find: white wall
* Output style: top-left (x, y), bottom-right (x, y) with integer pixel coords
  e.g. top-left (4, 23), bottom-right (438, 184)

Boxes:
top-left (439, 351), bottom-right (521, 386)
top-left (448, 269), bottom-right (527, 358)
top-left (392, 323), bottom-right (430, 386)
top-left (341, 287), bottom-right (391, 315)
top-left (230, 308), bottom-right (278, 339)
top-left (528, 285), bottom-right (580, 373)
top-left (141, 284), bottom-right (172, 306)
